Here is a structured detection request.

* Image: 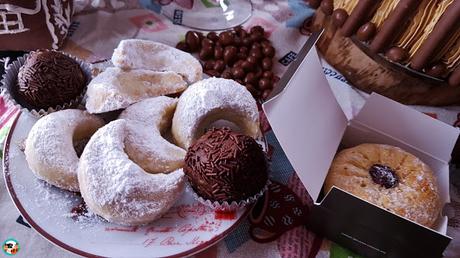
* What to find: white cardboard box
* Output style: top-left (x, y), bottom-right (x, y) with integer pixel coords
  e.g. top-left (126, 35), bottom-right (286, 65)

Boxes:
top-left (262, 47), bottom-right (459, 257)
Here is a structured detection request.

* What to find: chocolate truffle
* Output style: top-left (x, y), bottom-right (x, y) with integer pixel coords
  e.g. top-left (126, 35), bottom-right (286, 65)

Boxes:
top-left (184, 128), bottom-right (268, 203)
top-left (17, 50), bottom-right (86, 110)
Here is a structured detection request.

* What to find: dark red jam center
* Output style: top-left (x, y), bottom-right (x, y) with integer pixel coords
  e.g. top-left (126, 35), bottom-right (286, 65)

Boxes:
top-left (369, 164), bottom-right (399, 188)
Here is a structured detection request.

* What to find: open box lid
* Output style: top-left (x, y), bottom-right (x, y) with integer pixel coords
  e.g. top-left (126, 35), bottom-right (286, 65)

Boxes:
top-left (262, 46), bottom-right (348, 200)
top-left (262, 41), bottom-right (460, 201)
top-left (351, 93), bottom-right (459, 163)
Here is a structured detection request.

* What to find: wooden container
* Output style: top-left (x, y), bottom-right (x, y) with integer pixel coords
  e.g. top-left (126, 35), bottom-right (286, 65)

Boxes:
top-left (312, 10), bottom-right (460, 106)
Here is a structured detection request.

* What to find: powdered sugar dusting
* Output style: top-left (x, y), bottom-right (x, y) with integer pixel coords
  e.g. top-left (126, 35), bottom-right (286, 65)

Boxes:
top-left (119, 97), bottom-right (186, 173)
top-left (111, 39), bottom-right (202, 84)
top-left (172, 77), bottom-right (260, 149)
top-left (5, 112), bottom-right (247, 257)
top-left (24, 109), bottom-right (104, 191)
top-left (119, 96), bottom-right (178, 129)
top-left (78, 119), bottom-right (185, 226)
top-left (85, 67), bottom-right (187, 113)
top-left (37, 181), bottom-right (103, 231)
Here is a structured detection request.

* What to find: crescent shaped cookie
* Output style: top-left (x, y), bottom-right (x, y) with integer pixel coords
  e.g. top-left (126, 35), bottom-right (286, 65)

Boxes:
top-left (119, 96), bottom-right (186, 173)
top-left (25, 109), bottom-right (105, 192)
top-left (78, 119), bottom-right (185, 226)
top-left (85, 67), bottom-right (187, 113)
top-left (112, 39), bottom-right (202, 84)
top-left (172, 78), bottom-right (260, 149)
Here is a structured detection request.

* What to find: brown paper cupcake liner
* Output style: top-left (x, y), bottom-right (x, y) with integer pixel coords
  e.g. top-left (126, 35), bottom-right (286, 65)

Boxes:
top-left (188, 179), bottom-right (270, 212)
top-left (1, 51), bottom-right (92, 117)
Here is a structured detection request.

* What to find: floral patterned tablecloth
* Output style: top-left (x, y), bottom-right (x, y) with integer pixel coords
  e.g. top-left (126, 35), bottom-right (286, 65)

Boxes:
top-left (1, 1), bottom-right (460, 257)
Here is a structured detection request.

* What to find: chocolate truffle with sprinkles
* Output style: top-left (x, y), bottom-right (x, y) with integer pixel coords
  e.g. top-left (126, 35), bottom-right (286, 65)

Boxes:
top-left (184, 127), bottom-right (268, 203)
top-left (16, 50), bottom-right (86, 110)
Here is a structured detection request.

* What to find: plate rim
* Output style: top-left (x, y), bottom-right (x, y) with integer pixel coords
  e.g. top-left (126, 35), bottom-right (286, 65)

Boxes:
top-left (3, 111), bottom-right (251, 258)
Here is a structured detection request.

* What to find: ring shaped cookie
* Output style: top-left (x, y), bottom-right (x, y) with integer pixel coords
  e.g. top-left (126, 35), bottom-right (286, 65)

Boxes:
top-left (325, 144), bottom-right (440, 228)
top-left (78, 119), bottom-right (185, 226)
top-left (172, 78), bottom-right (260, 149)
top-left (119, 96), bottom-right (186, 173)
top-left (25, 109), bottom-right (105, 192)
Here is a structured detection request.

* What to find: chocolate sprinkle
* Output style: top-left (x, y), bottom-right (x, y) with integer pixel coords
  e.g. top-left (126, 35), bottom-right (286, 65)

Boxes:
top-left (16, 50), bottom-right (86, 110)
top-left (184, 128), bottom-right (268, 203)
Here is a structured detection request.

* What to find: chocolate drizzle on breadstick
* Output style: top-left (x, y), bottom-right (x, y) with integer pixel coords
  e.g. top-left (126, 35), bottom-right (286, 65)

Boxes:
top-left (369, 0), bottom-right (422, 53)
top-left (449, 66), bottom-right (460, 87)
top-left (410, 1), bottom-right (460, 71)
top-left (340, 0), bottom-right (383, 37)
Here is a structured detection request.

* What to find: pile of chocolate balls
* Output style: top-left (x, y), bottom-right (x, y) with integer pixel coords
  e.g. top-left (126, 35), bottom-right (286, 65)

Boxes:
top-left (176, 26), bottom-right (279, 100)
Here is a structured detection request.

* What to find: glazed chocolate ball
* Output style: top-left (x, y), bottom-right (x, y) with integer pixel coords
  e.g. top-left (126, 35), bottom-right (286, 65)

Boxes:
top-left (207, 32), bottom-right (219, 42)
top-left (219, 31), bottom-right (234, 46)
top-left (234, 36), bottom-right (243, 47)
top-left (250, 32), bottom-right (264, 43)
top-left (263, 71), bottom-right (273, 79)
top-left (213, 60), bottom-right (225, 72)
top-left (222, 69), bottom-right (233, 79)
top-left (17, 50), bottom-right (86, 110)
top-left (234, 26), bottom-right (248, 38)
top-left (300, 17), bottom-right (313, 36)
top-left (251, 42), bottom-right (261, 50)
top-left (184, 128), bottom-right (268, 203)
top-left (204, 60), bottom-right (215, 70)
top-left (332, 9), bottom-right (348, 27)
top-left (425, 63), bottom-right (447, 78)
top-left (233, 25), bottom-right (244, 34)
top-left (242, 37), bottom-right (253, 47)
top-left (199, 45), bottom-right (214, 60)
top-left (233, 60), bottom-right (244, 69)
top-left (241, 60), bottom-right (253, 72)
top-left (254, 66), bottom-right (263, 79)
top-left (249, 47), bottom-right (263, 60)
top-left (386, 47), bottom-right (408, 63)
top-left (201, 38), bottom-right (214, 48)
top-left (214, 46), bottom-right (224, 60)
top-left (175, 41), bottom-right (190, 52)
top-left (244, 72), bottom-right (257, 84)
top-left (237, 52), bottom-right (247, 60)
top-left (250, 26), bottom-right (264, 34)
top-left (262, 89), bottom-right (272, 100)
top-left (261, 40), bottom-right (271, 48)
top-left (357, 22), bottom-right (377, 41)
top-left (223, 46), bottom-right (238, 64)
top-left (231, 67), bottom-right (245, 79)
top-left (239, 46), bottom-right (249, 55)
top-left (246, 84), bottom-right (260, 97)
top-left (259, 78), bottom-right (272, 90)
top-left (185, 31), bottom-right (201, 52)
top-left (321, 0), bottom-right (334, 15)
top-left (262, 57), bottom-right (273, 71)
top-left (263, 46), bottom-right (275, 58)
top-left (205, 69), bottom-right (220, 77)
